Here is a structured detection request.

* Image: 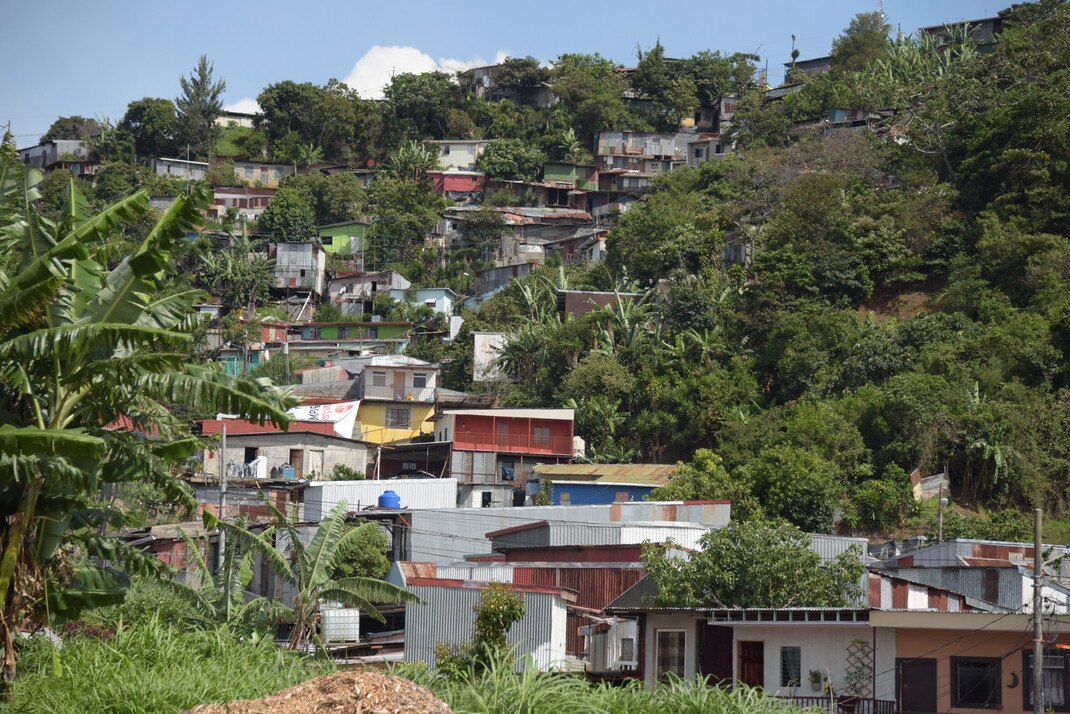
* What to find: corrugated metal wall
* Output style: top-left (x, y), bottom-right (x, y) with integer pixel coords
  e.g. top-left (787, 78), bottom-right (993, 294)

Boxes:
top-left (407, 502), bottom-right (733, 562)
top-left (886, 567), bottom-right (1028, 610)
top-left (405, 585), bottom-right (567, 670)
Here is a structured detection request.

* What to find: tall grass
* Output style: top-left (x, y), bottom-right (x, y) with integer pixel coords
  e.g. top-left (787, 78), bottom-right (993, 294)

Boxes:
top-left (9, 618), bottom-right (333, 714)
top-left (393, 653), bottom-right (806, 714)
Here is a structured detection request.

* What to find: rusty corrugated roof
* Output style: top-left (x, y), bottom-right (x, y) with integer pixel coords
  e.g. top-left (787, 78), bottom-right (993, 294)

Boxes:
top-left (532, 463), bottom-right (678, 486)
top-left (397, 562), bottom-right (436, 580)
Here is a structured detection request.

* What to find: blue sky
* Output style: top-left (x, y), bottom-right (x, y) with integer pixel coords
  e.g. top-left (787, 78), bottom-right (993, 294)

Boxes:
top-left (3, 0), bottom-right (1001, 148)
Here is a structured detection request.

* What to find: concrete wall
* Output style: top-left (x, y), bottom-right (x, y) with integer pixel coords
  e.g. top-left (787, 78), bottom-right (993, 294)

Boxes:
top-left (639, 614), bottom-right (894, 701)
top-left (202, 433), bottom-right (369, 480)
top-left (895, 627), bottom-right (1070, 714)
top-left (356, 402), bottom-right (436, 445)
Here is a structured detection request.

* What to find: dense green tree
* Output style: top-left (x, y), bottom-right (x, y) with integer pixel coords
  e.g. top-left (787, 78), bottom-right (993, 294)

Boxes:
top-left (476, 138), bottom-right (545, 181)
top-left (39, 115), bottom-right (100, 142)
top-left (257, 186), bottom-right (316, 242)
top-left (550, 53), bottom-right (635, 142)
top-left (382, 71), bottom-right (455, 141)
top-left (118, 97), bottom-right (177, 159)
top-left (740, 445), bottom-right (843, 533)
top-left (643, 519), bottom-right (864, 608)
top-left (606, 189), bottom-right (723, 284)
top-left (830, 12), bottom-right (892, 73)
top-left (648, 450), bottom-right (761, 519)
top-left (174, 55), bottom-right (225, 159)
top-left (493, 56), bottom-right (550, 90)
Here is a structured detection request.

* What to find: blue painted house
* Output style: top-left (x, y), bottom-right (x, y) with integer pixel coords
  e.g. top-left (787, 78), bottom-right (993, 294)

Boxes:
top-left (529, 463), bottom-right (679, 506)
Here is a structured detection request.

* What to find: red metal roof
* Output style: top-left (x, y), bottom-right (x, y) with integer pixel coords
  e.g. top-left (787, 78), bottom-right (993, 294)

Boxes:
top-left (199, 419), bottom-right (333, 436)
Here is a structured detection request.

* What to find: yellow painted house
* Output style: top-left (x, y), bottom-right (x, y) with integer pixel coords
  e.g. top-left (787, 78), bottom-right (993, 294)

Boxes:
top-left (353, 361), bottom-right (439, 444)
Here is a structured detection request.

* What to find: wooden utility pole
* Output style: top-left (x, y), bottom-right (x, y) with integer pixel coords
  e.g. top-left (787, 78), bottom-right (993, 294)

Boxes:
top-left (217, 423), bottom-right (228, 568)
top-left (1034, 508), bottom-right (1044, 714)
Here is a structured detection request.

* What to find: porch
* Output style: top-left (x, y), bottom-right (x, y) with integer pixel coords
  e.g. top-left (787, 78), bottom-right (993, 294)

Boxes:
top-left (773, 695), bottom-right (895, 714)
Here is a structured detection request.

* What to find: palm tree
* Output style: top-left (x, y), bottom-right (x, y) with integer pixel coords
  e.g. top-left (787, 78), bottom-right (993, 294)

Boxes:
top-left (249, 496), bottom-right (420, 652)
top-left (0, 156), bottom-right (293, 682)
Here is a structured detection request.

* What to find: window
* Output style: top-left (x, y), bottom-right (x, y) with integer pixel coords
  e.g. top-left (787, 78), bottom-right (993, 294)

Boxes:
top-left (386, 407), bottom-right (410, 428)
top-left (337, 327), bottom-right (348, 339)
top-left (441, 145), bottom-right (450, 156)
top-left (371, 371), bottom-right (387, 387)
top-left (780, 646), bottom-right (802, 687)
top-left (559, 492), bottom-right (570, 505)
top-left (694, 148), bottom-right (704, 159)
top-left (952, 657), bottom-right (1001, 709)
top-left (1025, 651), bottom-right (1069, 711)
top-left (402, 461), bottom-right (417, 470)
top-left (533, 426), bottom-right (551, 446)
top-left (655, 630), bottom-right (686, 682)
top-left (244, 166), bottom-right (253, 179)
top-left (321, 235), bottom-right (333, 245)
top-left (619, 637), bottom-right (635, 664)
top-left (412, 373), bottom-right (427, 389)
top-left (367, 327), bottom-right (378, 339)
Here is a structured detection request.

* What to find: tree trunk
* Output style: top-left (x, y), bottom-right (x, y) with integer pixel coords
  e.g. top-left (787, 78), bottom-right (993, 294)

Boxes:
top-left (0, 474), bottom-right (43, 692)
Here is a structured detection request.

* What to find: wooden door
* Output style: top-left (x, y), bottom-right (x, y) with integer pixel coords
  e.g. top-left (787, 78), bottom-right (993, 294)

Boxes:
top-left (393, 370), bottom-right (405, 400)
top-left (738, 641), bottom-right (764, 688)
top-left (896, 658), bottom-right (937, 714)
top-left (699, 625), bottom-right (733, 684)
top-left (289, 449), bottom-right (303, 478)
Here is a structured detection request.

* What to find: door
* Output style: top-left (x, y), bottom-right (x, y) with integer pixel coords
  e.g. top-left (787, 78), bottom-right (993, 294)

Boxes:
top-left (289, 449), bottom-right (303, 478)
top-left (393, 370), bottom-right (406, 400)
top-left (896, 658), bottom-right (937, 714)
top-left (699, 625), bottom-right (733, 684)
top-left (308, 450), bottom-right (324, 479)
top-left (738, 641), bottom-right (764, 688)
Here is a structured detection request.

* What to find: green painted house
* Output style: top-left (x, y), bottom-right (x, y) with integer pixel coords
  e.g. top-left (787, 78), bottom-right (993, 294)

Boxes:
top-left (318, 219), bottom-right (372, 256)
top-left (543, 163), bottom-right (598, 191)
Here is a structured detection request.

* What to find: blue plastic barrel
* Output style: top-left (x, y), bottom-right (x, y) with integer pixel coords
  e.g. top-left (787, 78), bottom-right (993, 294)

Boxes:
top-left (378, 490), bottom-right (401, 509)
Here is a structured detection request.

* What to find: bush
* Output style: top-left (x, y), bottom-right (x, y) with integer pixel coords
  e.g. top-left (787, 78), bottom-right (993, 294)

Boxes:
top-left (332, 464), bottom-right (365, 480)
top-left (849, 465), bottom-right (914, 532)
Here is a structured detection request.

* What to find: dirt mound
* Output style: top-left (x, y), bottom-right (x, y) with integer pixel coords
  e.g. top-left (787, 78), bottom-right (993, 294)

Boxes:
top-left (184, 671), bottom-right (452, 714)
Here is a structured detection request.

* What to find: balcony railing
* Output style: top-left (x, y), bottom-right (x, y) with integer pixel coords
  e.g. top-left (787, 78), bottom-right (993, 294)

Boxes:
top-left (363, 383), bottom-right (436, 403)
top-left (455, 431), bottom-right (573, 455)
top-left (774, 696), bottom-right (896, 714)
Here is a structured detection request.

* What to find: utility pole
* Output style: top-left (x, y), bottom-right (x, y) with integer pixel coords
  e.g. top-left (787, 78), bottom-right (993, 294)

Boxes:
top-left (937, 486), bottom-right (947, 542)
top-left (1034, 507), bottom-right (1044, 714)
top-left (217, 423), bottom-right (228, 568)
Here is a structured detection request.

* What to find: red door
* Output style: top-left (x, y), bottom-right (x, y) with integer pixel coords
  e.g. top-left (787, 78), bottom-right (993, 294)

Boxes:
top-left (738, 641), bottom-right (764, 688)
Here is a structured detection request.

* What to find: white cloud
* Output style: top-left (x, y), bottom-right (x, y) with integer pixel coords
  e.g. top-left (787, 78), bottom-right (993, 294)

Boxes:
top-left (223, 97), bottom-right (260, 114)
top-left (343, 45), bottom-right (510, 99)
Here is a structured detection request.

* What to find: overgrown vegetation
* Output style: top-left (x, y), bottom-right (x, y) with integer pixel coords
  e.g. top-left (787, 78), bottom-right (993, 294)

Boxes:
top-left (9, 619), bottom-right (332, 714)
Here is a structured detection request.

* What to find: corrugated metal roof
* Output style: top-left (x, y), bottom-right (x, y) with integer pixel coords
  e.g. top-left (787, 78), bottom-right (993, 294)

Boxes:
top-left (397, 562), bottom-right (437, 581)
top-left (533, 463), bottom-right (678, 486)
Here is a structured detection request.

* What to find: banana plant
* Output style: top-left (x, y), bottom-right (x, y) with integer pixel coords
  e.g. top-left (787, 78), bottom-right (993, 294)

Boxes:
top-left (232, 494), bottom-right (421, 652)
top-left (0, 155), bottom-right (294, 683)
